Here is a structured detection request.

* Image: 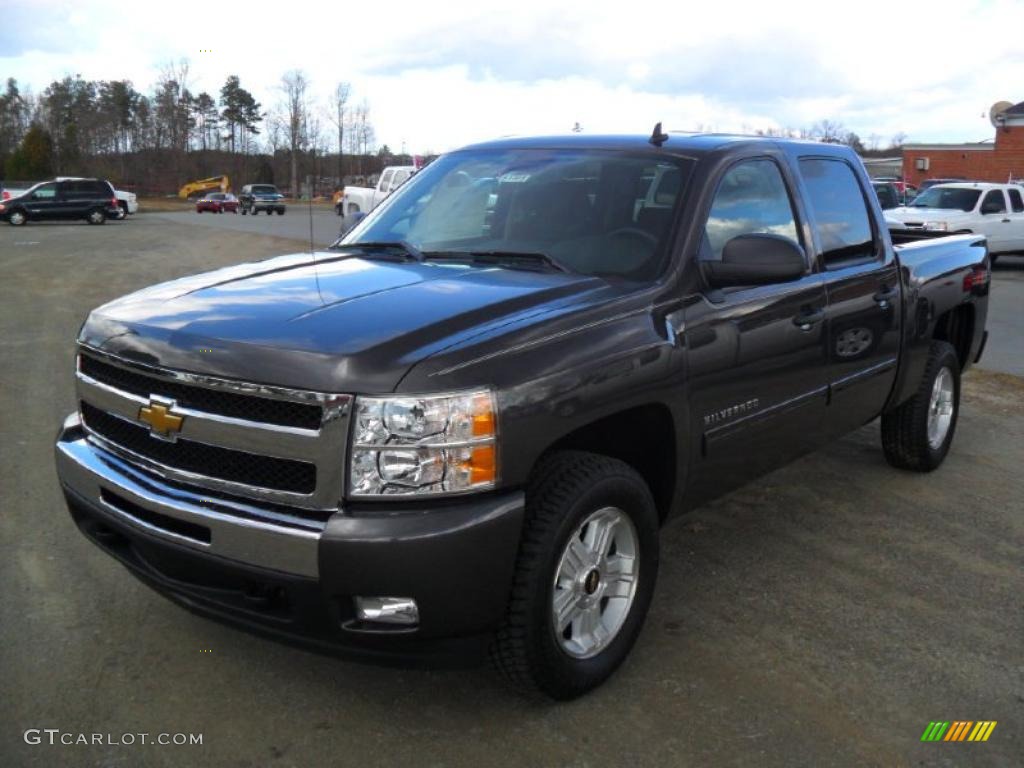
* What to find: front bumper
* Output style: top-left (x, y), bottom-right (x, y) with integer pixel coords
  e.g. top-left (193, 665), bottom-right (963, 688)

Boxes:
top-left (55, 413), bottom-right (525, 665)
top-left (249, 199), bottom-right (286, 211)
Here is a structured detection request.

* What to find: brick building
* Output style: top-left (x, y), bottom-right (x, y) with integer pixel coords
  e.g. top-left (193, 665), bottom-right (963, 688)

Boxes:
top-left (901, 101), bottom-right (1024, 186)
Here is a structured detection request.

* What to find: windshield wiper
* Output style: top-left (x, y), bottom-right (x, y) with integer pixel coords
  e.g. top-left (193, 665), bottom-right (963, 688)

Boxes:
top-left (326, 240), bottom-right (425, 262)
top-left (421, 250), bottom-right (572, 273)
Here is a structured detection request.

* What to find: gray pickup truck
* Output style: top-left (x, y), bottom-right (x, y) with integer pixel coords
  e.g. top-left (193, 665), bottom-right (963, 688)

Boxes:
top-left (56, 131), bottom-right (989, 699)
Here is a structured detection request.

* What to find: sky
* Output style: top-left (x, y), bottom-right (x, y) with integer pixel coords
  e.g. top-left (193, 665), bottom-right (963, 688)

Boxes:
top-left (2, 0), bottom-right (1023, 154)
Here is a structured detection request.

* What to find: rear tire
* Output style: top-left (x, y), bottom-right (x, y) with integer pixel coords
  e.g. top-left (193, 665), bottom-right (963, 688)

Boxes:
top-left (881, 340), bottom-right (960, 471)
top-left (491, 450), bottom-right (659, 700)
top-left (87, 209), bottom-right (106, 225)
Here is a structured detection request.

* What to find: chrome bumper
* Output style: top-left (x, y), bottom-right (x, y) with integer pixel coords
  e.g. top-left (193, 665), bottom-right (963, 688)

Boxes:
top-left (55, 413), bottom-right (323, 577)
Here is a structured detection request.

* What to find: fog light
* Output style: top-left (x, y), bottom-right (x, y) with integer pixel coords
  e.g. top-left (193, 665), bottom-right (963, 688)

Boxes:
top-left (355, 596), bottom-right (419, 625)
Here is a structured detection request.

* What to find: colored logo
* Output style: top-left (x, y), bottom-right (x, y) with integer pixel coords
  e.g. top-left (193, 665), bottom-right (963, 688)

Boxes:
top-left (138, 398), bottom-right (185, 441)
top-left (921, 721), bottom-right (997, 742)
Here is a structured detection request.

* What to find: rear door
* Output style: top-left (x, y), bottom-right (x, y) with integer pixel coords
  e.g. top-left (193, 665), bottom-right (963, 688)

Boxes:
top-left (682, 155), bottom-right (829, 504)
top-left (61, 181), bottom-right (96, 218)
top-left (796, 156), bottom-right (900, 437)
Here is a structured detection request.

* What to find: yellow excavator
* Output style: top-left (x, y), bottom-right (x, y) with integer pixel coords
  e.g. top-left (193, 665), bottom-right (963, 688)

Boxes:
top-left (178, 176), bottom-right (230, 199)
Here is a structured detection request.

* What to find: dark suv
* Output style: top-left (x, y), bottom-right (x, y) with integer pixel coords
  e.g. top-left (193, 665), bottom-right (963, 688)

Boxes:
top-left (0, 179), bottom-right (120, 226)
top-left (238, 184), bottom-right (286, 216)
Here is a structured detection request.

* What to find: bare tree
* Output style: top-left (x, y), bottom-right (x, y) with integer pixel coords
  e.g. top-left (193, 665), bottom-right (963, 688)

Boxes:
top-left (889, 132), bottom-right (908, 150)
top-left (329, 82), bottom-right (350, 181)
top-left (279, 70), bottom-right (310, 196)
top-left (811, 119), bottom-right (846, 143)
top-left (345, 100), bottom-right (374, 174)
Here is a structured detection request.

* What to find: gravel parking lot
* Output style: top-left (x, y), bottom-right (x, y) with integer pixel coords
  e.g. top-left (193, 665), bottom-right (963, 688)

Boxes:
top-left (1, 214), bottom-right (1021, 767)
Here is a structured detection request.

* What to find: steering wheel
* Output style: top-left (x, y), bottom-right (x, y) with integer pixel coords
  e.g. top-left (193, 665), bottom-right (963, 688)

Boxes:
top-left (607, 227), bottom-right (658, 248)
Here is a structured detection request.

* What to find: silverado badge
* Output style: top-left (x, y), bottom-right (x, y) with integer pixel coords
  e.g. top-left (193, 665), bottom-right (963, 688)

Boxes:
top-left (138, 398), bottom-right (184, 441)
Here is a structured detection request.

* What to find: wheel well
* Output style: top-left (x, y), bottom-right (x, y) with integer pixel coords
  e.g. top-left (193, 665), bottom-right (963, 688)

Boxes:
top-left (933, 304), bottom-right (974, 369)
top-left (540, 404), bottom-right (676, 522)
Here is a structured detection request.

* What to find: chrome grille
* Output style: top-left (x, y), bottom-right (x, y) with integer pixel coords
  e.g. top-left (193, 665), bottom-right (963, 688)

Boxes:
top-left (75, 346), bottom-right (351, 511)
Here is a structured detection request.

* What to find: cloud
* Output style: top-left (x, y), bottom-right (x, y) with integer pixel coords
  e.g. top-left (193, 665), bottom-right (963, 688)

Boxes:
top-left (1, 0), bottom-right (1023, 151)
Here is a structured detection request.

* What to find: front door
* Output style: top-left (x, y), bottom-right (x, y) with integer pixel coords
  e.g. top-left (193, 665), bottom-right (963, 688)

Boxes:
top-left (1005, 187), bottom-right (1024, 250)
top-left (24, 182), bottom-right (60, 220)
top-left (682, 157), bottom-right (829, 506)
top-left (977, 189), bottom-right (1011, 253)
top-left (795, 157), bottom-right (901, 436)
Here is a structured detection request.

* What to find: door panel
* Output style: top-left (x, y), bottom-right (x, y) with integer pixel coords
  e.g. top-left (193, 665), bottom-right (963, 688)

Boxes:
top-left (682, 277), bottom-right (829, 505)
top-left (977, 190), bottom-right (1009, 252)
top-left (822, 257), bottom-right (901, 435)
top-left (681, 156), bottom-right (829, 507)
top-left (24, 182), bottom-right (60, 219)
top-left (795, 156), bottom-right (900, 435)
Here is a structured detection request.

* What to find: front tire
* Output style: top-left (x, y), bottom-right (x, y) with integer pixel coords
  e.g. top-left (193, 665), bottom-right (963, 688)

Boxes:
top-left (491, 450), bottom-right (659, 700)
top-left (8, 209), bottom-right (27, 226)
top-left (882, 340), bottom-right (960, 471)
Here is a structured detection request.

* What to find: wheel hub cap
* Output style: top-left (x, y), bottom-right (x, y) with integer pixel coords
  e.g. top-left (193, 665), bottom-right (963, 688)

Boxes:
top-left (927, 366), bottom-right (954, 449)
top-left (551, 506), bottom-right (639, 659)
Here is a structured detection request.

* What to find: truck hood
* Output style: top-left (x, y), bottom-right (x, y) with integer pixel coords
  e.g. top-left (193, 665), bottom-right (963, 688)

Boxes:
top-left (80, 251), bottom-right (609, 393)
top-left (887, 206), bottom-right (971, 222)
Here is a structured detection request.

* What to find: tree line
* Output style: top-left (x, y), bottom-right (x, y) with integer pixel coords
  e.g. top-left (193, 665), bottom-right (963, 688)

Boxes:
top-left (0, 64), bottom-right (403, 196)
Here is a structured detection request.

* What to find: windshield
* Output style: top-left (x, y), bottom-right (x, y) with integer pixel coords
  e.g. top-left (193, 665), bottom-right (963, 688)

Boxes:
top-left (337, 149), bottom-right (693, 279)
top-left (251, 185), bottom-right (279, 195)
top-left (911, 187), bottom-right (980, 211)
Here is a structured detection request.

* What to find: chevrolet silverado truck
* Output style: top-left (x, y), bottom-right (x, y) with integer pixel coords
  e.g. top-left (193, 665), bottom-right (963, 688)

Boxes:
top-left (55, 132), bottom-right (990, 700)
top-left (338, 165), bottom-right (416, 217)
top-left (885, 182), bottom-right (1024, 263)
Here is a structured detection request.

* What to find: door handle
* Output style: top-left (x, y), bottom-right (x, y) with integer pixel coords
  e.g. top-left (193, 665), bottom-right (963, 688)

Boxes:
top-left (1001, 218), bottom-right (1011, 223)
top-left (873, 287), bottom-right (898, 308)
top-left (792, 308), bottom-right (825, 330)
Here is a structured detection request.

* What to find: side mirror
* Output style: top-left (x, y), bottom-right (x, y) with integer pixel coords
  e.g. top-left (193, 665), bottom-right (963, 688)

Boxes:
top-left (704, 234), bottom-right (806, 288)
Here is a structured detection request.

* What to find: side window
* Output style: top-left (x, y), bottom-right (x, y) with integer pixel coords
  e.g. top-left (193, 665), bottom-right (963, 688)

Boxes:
top-left (798, 158), bottom-right (874, 266)
top-left (1008, 188), bottom-right (1024, 213)
top-left (701, 159), bottom-right (799, 261)
top-left (379, 170), bottom-right (394, 193)
top-left (981, 190), bottom-right (1006, 214)
top-left (393, 170), bottom-right (410, 188)
top-left (31, 182), bottom-right (58, 200)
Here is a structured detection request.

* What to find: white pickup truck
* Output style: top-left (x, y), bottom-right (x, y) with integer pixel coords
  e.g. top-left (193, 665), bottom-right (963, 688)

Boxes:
top-left (337, 165), bottom-right (416, 217)
top-left (886, 182), bottom-right (1024, 262)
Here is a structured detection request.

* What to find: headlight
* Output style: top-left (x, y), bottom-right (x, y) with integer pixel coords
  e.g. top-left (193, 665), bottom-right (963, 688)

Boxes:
top-left (923, 221), bottom-right (948, 231)
top-left (349, 390), bottom-right (497, 497)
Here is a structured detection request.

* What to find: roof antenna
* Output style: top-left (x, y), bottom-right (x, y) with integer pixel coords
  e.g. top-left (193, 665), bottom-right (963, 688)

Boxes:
top-left (649, 122), bottom-right (669, 147)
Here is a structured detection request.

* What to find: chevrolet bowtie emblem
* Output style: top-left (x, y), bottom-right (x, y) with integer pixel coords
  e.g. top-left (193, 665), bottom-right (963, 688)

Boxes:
top-left (138, 399), bottom-right (184, 440)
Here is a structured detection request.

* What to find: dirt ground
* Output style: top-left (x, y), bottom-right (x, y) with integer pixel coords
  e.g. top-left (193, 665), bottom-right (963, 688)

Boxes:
top-left (1, 214), bottom-right (1021, 767)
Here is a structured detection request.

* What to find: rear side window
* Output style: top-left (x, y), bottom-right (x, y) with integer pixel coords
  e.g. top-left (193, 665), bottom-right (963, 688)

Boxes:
top-left (701, 159), bottom-right (799, 261)
top-left (798, 159), bottom-right (875, 266)
top-left (1009, 188), bottom-right (1024, 213)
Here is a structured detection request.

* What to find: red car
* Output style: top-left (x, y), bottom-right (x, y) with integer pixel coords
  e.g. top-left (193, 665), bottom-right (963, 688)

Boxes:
top-left (195, 192), bottom-right (239, 213)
